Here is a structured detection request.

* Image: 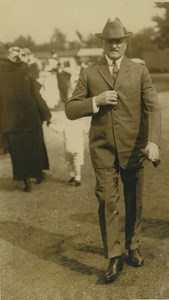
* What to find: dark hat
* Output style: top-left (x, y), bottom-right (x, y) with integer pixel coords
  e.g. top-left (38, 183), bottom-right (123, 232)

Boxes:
top-left (95, 17), bottom-right (133, 40)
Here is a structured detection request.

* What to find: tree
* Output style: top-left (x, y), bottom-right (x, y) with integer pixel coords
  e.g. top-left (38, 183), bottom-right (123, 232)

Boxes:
top-left (84, 33), bottom-right (102, 48)
top-left (12, 35), bottom-right (36, 49)
top-left (50, 28), bottom-right (66, 50)
top-left (68, 40), bottom-right (81, 50)
top-left (152, 2), bottom-right (169, 48)
top-left (126, 28), bottom-right (156, 58)
top-left (76, 30), bottom-right (101, 48)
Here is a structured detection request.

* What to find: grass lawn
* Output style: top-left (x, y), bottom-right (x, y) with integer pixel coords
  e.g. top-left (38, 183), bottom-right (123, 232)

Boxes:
top-left (151, 73), bottom-right (169, 93)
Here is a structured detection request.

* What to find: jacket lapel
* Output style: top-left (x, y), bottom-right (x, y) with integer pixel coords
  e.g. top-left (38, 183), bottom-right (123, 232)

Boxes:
top-left (97, 57), bottom-right (114, 89)
top-left (97, 56), bottom-right (131, 90)
top-left (114, 56), bottom-right (130, 90)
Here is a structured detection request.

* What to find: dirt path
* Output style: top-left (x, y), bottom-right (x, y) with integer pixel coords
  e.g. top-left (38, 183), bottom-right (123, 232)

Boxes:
top-left (0, 92), bottom-right (169, 300)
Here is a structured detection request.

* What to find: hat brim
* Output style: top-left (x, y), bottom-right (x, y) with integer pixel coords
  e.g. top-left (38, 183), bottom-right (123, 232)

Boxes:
top-left (95, 32), bottom-right (133, 39)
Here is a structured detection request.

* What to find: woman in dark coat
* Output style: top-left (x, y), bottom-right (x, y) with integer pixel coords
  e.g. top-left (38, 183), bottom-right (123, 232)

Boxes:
top-left (0, 47), bottom-right (52, 192)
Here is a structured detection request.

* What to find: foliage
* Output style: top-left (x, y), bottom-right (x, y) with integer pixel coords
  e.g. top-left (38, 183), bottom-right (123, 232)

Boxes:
top-left (152, 2), bottom-right (169, 48)
top-left (50, 28), bottom-right (66, 51)
top-left (2, 4), bottom-right (168, 57)
top-left (126, 27), bottom-right (157, 58)
top-left (76, 31), bottom-right (101, 48)
top-left (11, 35), bottom-right (36, 50)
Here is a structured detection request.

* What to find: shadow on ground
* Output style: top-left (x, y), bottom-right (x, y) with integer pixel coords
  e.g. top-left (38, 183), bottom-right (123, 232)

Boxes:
top-left (0, 217), bottom-right (168, 281)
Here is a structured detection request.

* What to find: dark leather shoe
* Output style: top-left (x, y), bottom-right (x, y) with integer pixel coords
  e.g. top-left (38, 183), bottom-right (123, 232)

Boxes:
top-left (128, 248), bottom-right (144, 267)
top-left (104, 256), bottom-right (123, 283)
top-left (23, 178), bottom-right (31, 192)
top-left (75, 180), bottom-right (81, 187)
top-left (68, 177), bottom-right (75, 185)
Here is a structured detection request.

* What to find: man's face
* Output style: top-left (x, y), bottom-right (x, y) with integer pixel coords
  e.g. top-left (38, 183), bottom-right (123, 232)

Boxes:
top-left (102, 38), bottom-right (127, 61)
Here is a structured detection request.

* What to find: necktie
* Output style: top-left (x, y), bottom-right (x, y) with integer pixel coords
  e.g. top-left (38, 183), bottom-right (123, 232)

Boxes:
top-left (111, 61), bottom-right (118, 110)
top-left (112, 61), bottom-right (119, 86)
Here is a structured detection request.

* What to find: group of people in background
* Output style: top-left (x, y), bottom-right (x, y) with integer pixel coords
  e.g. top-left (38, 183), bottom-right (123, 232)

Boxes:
top-left (39, 52), bottom-right (72, 109)
top-left (0, 45), bottom-right (87, 192)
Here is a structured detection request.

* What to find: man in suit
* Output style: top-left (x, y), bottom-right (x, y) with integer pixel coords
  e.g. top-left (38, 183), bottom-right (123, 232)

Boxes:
top-left (65, 18), bottom-right (161, 283)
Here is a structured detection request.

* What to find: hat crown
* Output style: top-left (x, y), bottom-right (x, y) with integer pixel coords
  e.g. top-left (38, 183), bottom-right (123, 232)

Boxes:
top-left (106, 17), bottom-right (125, 29)
top-left (95, 17), bottom-right (132, 39)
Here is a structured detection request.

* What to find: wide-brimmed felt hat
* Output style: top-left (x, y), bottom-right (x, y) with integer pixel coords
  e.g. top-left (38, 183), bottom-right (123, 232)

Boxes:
top-left (95, 17), bottom-right (133, 40)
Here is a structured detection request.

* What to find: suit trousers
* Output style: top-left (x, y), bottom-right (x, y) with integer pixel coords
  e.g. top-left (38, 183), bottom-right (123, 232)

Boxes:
top-left (95, 164), bottom-right (144, 259)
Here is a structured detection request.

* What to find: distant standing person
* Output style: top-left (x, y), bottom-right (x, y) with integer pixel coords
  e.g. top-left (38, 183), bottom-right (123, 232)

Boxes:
top-left (56, 63), bottom-right (72, 105)
top-left (39, 55), bottom-right (60, 110)
top-left (65, 18), bottom-right (161, 283)
top-left (0, 47), bottom-right (51, 192)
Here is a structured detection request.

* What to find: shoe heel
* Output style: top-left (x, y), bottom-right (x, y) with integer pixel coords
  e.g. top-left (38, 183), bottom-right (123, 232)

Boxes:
top-left (119, 263), bottom-right (123, 272)
top-left (23, 178), bottom-right (31, 192)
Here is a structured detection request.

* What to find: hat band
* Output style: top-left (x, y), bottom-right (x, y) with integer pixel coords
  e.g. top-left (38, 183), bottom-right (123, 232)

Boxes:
top-left (102, 27), bottom-right (127, 39)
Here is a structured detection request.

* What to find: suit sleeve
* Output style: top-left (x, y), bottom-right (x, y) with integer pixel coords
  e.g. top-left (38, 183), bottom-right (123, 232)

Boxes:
top-left (65, 68), bottom-right (94, 120)
top-left (141, 66), bottom-right (161, 147)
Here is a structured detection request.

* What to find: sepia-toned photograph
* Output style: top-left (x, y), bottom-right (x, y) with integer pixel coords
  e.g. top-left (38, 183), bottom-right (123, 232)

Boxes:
top-left (0, 0), bottom-right (169, 299)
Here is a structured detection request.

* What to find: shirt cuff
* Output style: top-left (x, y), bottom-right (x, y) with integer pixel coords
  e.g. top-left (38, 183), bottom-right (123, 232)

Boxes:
top-left (92, 97), bottom-right (99, 113)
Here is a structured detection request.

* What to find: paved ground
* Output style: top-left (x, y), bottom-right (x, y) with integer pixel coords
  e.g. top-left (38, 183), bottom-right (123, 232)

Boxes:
top-left (0, 91), bottom-right (169, 300)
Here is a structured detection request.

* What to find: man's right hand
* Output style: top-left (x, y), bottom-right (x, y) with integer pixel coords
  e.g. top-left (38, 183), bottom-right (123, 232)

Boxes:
top-left (95, 91), bottom-right (118, 108)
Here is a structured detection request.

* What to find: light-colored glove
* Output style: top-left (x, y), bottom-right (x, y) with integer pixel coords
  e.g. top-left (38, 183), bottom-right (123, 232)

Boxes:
top-left (145, 143), bottom-right (160, 162)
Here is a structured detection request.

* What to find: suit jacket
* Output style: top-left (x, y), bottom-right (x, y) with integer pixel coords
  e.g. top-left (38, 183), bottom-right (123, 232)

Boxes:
top-left (65, 56), bottom-right (161, 169)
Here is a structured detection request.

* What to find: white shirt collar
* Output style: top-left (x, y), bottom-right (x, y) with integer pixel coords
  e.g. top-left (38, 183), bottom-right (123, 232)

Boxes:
top-left (105, 54), bottom-right (123, 68)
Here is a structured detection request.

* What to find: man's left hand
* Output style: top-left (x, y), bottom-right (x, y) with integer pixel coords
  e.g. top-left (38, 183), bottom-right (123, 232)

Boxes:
top-left (145, 143), bottom-right (160, 162)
